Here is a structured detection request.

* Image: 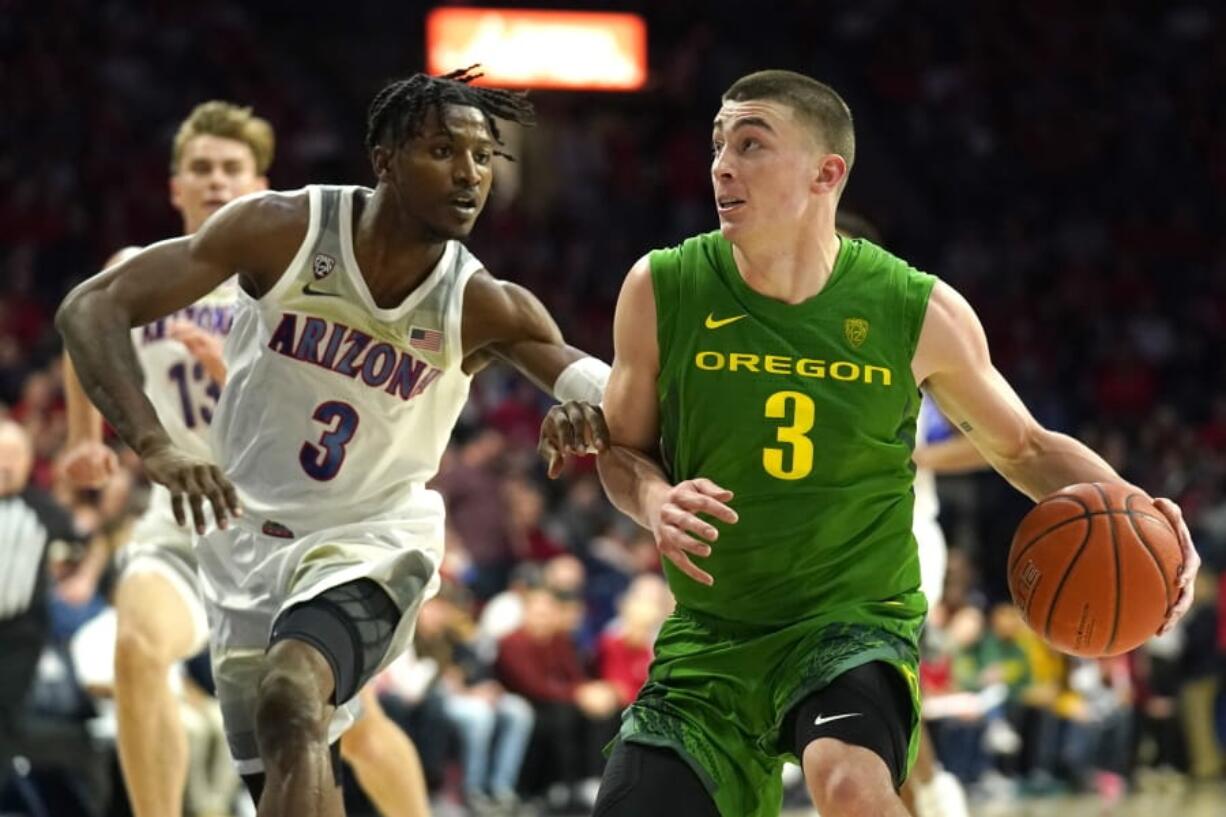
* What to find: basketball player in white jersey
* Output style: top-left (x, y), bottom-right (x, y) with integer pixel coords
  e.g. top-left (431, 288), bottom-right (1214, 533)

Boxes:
top-left (58, 69), bottom-right (613, 817)
top-left (59, 102), bottom-right (431, 817)
top-left (901, 395), bottom-right (982, 817)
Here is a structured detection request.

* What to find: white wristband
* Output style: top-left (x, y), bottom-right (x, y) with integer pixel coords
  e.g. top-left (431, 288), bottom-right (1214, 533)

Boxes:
top-left (553, 357), bottom-right (611, 404)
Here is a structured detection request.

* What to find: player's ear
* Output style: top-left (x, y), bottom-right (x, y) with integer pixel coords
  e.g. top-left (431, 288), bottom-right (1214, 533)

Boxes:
top-left (811, 153), bottom-right (848, 196)
top-left (169, 175), bottom-right (184, 213)
top-left (371, 145), bottom-right (392, 182)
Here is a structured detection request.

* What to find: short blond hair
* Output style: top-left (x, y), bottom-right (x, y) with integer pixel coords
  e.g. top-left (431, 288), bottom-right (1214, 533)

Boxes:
top-left (170, 101), bottom-right (275, 174)
top-left (723, 70), bottom-right (855, 173)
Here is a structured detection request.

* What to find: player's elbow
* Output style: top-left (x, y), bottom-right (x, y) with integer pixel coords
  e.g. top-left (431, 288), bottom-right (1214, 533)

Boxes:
top-left (54, 284), bottom-right (90, 339)
top-left (991, 421), bottom-right (1047, 469)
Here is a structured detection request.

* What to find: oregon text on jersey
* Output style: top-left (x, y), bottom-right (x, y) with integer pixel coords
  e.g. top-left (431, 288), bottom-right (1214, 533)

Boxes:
top-left (692, 350), bottom-right (894, 385)
top-left (267, 312), bottom-right (444, 401)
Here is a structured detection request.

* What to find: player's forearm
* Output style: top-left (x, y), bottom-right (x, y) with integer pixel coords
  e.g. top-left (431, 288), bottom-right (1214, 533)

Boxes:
top-left (597, 445), bottom-right (671, 531)
top-left (62, 353), bottom-right (104, 445)
top-left (490, 339), bottom-right (609, 402)
top-left (56, 287), bottom-right (171, 457)
top-left (989, 427), bottom-right (1122, 502)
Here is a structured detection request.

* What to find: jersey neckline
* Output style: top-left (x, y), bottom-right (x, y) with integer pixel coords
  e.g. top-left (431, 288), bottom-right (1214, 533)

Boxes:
top-left (712, 232), bottom-right (859, 320)
top-left (339, 186), bottom-right (456, 322)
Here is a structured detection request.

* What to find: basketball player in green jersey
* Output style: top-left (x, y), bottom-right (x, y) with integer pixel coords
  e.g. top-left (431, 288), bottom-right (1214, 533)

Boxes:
top-left (584, 70), bottom-right (1199, 817)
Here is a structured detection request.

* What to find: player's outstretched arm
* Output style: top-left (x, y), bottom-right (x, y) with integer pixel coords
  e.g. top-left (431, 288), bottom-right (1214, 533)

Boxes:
top-left (596, 257), bottom-right (737, 586)
top-left (460, 272), bottom-right (612, 474)
top-left (60, 246), bottom-right (140, 489)
top-left (56, 192), bottom-right (294, 530)
top-left (915, 280), bottom-right (1199, 628)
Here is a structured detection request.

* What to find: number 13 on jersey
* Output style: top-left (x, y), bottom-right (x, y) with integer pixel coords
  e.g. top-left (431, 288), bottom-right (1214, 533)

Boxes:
top-left (763, 390), bottom-right (815, 480)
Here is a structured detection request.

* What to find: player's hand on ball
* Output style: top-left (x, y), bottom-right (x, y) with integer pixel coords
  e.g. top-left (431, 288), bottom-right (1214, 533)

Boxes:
top-left (649, 478), bottom-right (738, 586)
top-left (1153, 497), bottom-right (1199, 633)
top-left (60, 441), bottom-right (118, 489)
top-left (169, 320), bottom-right (228, 385)
top-left (538, 400), bottom-right (610, 478)
top-left (142, 442), bottom-right (240, 533)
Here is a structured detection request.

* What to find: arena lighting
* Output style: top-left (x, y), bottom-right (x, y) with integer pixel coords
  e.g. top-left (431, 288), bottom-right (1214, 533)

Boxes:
top-left (426, 7), bottom-right (647, 91)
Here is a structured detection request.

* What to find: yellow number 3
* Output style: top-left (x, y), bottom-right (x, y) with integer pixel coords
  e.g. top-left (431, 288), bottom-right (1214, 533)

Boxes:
top-left (763, 390), bottom-right (815, 480)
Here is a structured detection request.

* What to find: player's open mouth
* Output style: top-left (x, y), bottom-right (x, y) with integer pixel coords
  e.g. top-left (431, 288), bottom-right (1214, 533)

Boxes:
top-left (717, 198), bottom-right (745, 212)
top-left (448, 194), bottom-right (478, 215)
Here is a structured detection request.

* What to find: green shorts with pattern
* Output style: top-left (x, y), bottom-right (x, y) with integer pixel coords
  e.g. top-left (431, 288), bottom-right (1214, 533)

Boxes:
top-left (611, 610), bottom-right (922, 817)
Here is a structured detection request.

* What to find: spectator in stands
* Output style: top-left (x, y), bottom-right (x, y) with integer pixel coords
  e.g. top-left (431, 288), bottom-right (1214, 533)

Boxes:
top-left (496, 587), bottom-right (620, 812)
top-left (543, 554), bottom-right (590, 650)
top-left (597, 574), bottom-right (672, 708)
top-left (1178, 570), bottom-right (1224, 780)
top-left (414, 594), bottom-right (535, 815)
top-left (434, 428), bottom-right (513, 599)
top-left (478, 561), bottom-right (543, 649)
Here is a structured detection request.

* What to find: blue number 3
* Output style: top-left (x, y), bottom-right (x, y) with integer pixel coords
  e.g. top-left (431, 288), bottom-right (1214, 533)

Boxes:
top-left (299, 401), bottom-right (359, 481)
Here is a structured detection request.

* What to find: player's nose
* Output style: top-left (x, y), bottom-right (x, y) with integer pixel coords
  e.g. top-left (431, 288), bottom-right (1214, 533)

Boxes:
top-left (207, 168), bottom-right (230, 190)
top-left (452, 154), bottom-right (481, 186)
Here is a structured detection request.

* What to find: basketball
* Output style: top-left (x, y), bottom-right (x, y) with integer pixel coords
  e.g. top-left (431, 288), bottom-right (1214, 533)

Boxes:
top-left (1007, 482), bottom-right (1182, 657)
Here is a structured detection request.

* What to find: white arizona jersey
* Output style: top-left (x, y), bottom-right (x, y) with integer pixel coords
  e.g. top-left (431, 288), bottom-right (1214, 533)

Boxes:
top-left (210, 185), bottom-right (481, 535)
top-left (133, 281), bottom-right (236, 461)
top-left (914, 393), bottom-right (955, 524)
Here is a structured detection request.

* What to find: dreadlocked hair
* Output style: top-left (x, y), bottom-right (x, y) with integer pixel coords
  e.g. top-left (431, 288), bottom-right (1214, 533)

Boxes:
top-left (365, 66), bottom-right (535, 161)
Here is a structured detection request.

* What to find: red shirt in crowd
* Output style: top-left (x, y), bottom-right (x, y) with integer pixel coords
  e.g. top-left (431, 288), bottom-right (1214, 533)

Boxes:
top-left (597, 630), bottom-right (653, 706)
top-left (496, 628), bottom-right (586, 703)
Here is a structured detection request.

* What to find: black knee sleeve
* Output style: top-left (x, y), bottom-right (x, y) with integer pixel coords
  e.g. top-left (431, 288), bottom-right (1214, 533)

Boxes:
top-left (783, 661), bottom-right (913, 789)
top-left (269, 579), bottom-right (401, 705)
top-left (593, 741), bottom-right (721, 817)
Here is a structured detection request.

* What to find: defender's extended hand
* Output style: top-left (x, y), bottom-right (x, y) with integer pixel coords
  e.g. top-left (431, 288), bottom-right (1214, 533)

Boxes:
top-left (648, 478), bottom-right (738, 586)
top-left (142, 443), bottom-right (240, 534)
top-left (169, 320), bottom-right (227, 385)
top-left (539, 400), bottom-right (610, 479)
top-left (60, 441), bottom-right (118, 489)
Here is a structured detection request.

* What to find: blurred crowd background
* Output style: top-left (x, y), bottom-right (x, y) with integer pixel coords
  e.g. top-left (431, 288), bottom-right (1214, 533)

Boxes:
top-left (3, 1), bottom-right (1226, 815)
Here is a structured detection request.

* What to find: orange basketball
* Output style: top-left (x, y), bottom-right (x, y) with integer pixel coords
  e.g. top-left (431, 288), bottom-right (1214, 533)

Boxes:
top-left (1007, 482), bottom-right (1182, 657)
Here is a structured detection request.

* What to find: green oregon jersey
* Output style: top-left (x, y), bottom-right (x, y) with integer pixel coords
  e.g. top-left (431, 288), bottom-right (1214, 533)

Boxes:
top-left (652, 231), bottom-right (936, 634)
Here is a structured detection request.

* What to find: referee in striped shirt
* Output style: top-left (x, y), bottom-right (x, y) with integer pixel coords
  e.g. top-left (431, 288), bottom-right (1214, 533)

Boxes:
top-left (0, 419), bottom-right (78, 778)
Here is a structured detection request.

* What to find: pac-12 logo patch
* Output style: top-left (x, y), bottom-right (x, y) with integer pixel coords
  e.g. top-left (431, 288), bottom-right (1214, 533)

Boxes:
top-left (313, 253), bottom-right (337, 280)
top-left (843, 317), bottom-right (869, 348)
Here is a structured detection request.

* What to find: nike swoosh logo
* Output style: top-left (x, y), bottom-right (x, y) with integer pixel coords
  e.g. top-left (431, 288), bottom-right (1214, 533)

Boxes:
top-left (704, 313), bottom-right (747, 329)
top-left (302, 282), bottom-right (342, 298)
top-left (813, 712), bottom-right (862, 727)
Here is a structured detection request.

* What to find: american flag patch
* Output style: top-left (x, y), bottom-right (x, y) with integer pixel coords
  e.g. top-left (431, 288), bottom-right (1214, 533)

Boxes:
top-left (409, 326), bottom-right (443, 352)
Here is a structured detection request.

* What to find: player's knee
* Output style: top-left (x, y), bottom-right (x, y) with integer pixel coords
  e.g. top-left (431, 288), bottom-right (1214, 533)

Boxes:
top-left (114, 616), bottom-right (176, 679)
top-left (803, 739), bottom-right (883, 816)
top-left (255, 665), bottom-right (329, 757)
